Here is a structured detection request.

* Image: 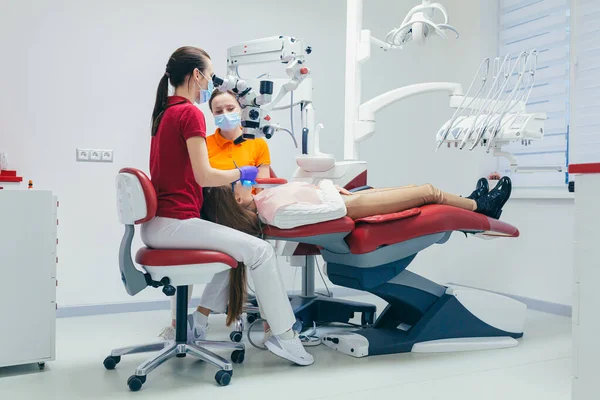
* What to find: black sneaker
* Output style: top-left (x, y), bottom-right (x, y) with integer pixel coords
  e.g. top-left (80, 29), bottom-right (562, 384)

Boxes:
top-left (475, 176), bottom-right (512, 219)
top-left (466, 178), bottom-right (489, 200)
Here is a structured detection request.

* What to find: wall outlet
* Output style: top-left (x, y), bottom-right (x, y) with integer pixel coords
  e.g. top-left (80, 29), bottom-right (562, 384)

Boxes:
top-left (76, 148), bottom-right (90, 161)
top-left (101, 150), bottom-right (114, 163)
top-left (90, 150), bottom-right (101, 161)
top-left (77, 148), bottom-right (113, 162)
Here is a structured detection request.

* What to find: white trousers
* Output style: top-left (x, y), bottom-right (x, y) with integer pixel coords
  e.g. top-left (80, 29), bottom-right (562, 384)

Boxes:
top-left (141, 217), bottom-right (295, 336)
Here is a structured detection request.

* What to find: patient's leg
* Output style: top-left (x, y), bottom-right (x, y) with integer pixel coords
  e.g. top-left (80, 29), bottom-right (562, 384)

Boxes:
top-left (343, 184), bottom-right (476, 220)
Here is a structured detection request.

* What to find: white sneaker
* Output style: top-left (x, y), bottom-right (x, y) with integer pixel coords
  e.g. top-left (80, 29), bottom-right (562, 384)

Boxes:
top-left (187, 314), bottom-right (208, 341)
top-left (265, 334), bottom-right (315, 366)
top-left (158, 317), bottom-right (208, 342)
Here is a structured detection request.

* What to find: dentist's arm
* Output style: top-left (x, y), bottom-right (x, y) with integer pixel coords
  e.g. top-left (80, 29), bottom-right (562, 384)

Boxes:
top-left (186, 136), bottom-right (241, 187)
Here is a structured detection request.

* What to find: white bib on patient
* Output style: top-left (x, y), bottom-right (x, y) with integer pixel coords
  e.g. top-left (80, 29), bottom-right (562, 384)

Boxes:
top-left (255, 180), bottom-right (347, 229)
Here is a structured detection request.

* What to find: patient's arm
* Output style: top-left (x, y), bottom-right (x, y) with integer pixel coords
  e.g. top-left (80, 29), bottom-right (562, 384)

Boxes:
top-left (335, 185), bottom-right (354, 195)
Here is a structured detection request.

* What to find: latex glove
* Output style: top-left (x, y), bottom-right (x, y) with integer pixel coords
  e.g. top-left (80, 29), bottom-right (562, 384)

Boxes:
top-left (238, 165), bottom-right (259, 184)
top-left (335, 185), bottom-right (353, 195)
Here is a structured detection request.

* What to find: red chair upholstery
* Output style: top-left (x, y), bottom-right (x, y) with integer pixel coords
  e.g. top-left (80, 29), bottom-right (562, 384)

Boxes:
top-left (346, 204), bottom-right (519, 254)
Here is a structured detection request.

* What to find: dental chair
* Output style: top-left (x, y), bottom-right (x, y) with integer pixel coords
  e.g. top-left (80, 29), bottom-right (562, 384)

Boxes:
top-left (244, 174), bottom-right (377, 333)
top-left (104, 168), bottom-right (245, 391)
top-left (261, 197), bottom-right (526, 357)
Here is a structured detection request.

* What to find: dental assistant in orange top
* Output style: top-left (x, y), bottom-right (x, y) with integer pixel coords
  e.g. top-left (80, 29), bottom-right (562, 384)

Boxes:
top-left (206, 90), bottom-right (271, 180)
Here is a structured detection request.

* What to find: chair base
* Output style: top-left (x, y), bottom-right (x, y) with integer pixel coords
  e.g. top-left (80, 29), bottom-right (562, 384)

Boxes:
top-left (104, 339), bottom-right (245, 391)
top-left (246, 294), bottom-right (377, 329)
top-left (104, 286), bottom-right (245, 391)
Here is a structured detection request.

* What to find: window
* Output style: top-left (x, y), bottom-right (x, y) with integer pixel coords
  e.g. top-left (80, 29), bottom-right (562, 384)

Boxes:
top-left (498, 0), bottom-right (571, 187)
top-left (570, 0), bottom-right (600, 165)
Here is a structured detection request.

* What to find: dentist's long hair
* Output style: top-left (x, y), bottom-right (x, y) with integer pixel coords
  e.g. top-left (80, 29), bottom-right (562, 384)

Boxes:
top-left (151, 46), bottom-right (211, 136)
top-left (202, 186), bottom-right (262, 326)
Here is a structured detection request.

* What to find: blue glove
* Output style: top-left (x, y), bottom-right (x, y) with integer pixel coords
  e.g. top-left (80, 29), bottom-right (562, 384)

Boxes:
top-left (238, 165), bottom-right (259, 185)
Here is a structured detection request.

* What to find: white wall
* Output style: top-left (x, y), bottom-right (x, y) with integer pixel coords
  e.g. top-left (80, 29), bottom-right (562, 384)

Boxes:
top-left (0, 0), bottom-right (346, 307)
top-left (0, 0), bottom-right (574, 309)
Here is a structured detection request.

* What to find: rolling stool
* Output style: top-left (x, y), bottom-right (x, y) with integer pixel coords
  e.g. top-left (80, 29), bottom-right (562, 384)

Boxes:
top-left (104, 168), bottom-right (245, 391)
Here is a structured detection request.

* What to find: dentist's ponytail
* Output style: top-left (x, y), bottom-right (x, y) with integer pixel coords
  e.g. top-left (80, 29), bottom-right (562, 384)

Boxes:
top-left (151, 73), bottom-right (170, 136)
top-left (151, 47), bottom-right (211, 136)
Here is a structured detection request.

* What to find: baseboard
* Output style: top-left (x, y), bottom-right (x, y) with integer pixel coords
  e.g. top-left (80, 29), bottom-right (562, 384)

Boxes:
top-left (56, 287), bottom-right (364, 318)
top-left (57, 284), bottom-right (570, 319)
top-left (447, 282), bottom-right (572, 317)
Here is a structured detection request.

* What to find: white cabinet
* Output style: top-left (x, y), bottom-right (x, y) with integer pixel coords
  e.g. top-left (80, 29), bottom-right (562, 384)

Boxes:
top-left (570, 166), bottom-right (600, 400)
top-left (0, 190), bottom-right (57, 368)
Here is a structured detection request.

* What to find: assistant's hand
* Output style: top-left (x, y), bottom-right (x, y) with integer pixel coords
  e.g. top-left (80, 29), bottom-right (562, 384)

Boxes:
top-left (238, 166), bottom-right (259, 183)
top-left (335, 185), bottom-right (353, 195)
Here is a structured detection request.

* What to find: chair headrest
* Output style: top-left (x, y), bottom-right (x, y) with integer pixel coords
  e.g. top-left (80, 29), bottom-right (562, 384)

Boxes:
top-left (116, 168), bottom-right (157, 225)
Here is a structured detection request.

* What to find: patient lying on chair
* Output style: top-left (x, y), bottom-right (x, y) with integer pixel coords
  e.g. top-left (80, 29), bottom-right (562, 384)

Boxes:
top-left (203, 176), bottom-right (512, 231)
top-left (200, 177), bottom-right (511, 341)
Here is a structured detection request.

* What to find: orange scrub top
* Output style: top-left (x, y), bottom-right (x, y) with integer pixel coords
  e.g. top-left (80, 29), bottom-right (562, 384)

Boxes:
top-left (206, 128), bottom-right (271, 170)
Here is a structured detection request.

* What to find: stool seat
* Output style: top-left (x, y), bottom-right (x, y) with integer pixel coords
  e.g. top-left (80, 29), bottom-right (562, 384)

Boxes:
top-left (135, 248), bottom-right (238, 268)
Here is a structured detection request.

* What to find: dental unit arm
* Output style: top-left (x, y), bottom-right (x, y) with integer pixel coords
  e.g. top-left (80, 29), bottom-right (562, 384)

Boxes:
top-left (212, 36), bottom-right (312, 144)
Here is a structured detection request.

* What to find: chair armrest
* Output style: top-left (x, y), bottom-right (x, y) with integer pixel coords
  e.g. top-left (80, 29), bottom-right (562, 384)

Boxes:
top-left (255, 177), bottom-right (288, 189)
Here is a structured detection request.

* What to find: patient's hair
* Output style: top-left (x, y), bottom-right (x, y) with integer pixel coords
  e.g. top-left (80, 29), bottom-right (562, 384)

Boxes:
top-left (202, 186), bottom-right (262, 326)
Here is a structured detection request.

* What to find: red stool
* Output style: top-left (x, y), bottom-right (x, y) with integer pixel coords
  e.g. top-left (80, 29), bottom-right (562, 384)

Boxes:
top-left (103, 168), bottom-right (244, 391)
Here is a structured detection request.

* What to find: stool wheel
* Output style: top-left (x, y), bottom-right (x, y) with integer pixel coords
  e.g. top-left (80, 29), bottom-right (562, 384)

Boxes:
top-left (246, 313), bottom-right (258, 324)
top-left (215, 370), bottom-right (232, 386)
top-left (231, 350), bottom-right (245, 364)
top-left (230, 331), bottom-right (243, 343)
top-left (38, 362), bottom-right (46, 370)
top-left (162, 285), bottom-right (176, 296)
top-left (103, 355), bottom-right (121, 370)
top-left (127, 375), bottom-right (146, 391)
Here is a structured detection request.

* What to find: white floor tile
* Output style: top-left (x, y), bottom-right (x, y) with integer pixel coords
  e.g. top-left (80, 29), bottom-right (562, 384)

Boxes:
top-left (0, 295), bottom-right (572, 400)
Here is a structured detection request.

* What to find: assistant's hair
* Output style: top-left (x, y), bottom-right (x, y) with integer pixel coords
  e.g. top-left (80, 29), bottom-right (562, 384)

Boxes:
top-left (202, 186), bottom-right (262, 326)
top-left (208, 89), bottom-right (239, 112)
top-left (151, 46), bottom-right (211, 136)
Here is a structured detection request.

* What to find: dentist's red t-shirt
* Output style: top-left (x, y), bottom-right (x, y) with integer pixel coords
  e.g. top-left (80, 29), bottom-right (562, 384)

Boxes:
top-left (150, 96), bottom-right (206, 220)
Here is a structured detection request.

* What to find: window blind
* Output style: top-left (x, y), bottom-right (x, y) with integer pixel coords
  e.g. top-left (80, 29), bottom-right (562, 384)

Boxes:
top-left (498, 0), bottom-right (570, 187)
top-left (570, 0), bottom-right (600, 165)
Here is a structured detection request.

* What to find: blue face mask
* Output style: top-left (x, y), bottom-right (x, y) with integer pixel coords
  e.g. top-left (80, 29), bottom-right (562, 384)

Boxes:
top-left (215, 112), bottom-right (241, 132)
top-left (198, 71), bottom-right (214, 104)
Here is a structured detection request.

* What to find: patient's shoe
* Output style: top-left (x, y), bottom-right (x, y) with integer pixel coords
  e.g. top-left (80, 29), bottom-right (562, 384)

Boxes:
top-left (265, 332), bottom-right (315, 366)
top-left (466, 178), bottom-right (489, 200)
top-left (475, 176), bottom-right (512, 219)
